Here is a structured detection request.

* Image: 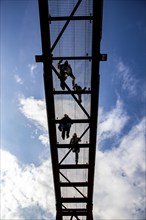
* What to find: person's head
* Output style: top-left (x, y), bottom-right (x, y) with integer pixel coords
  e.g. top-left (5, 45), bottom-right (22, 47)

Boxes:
top-left (73, 133), bottom-right (77, 137)
top-left (64, 60), bottom-right (68, 66)
top-left (64, 114), bottom-right (68, 118)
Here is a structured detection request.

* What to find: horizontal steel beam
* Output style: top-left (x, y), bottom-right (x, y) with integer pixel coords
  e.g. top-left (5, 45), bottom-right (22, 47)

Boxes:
top-left (59, 164), bottom-right (89, 169)
top-left (62, 209), bottom-right (88, 216)
top-left (56, 144), bottom-right (90, 148)
top-left (48, 15), bottom-right (93, 21)
top-left (52, 90), bottom-right (91, 95)
top-left (62, 208), bottom-right (88, 212)
top-left (60, 182), bottom-right (88, 187)
top-left (61, 197), bottom-right (88, 203)
top-left (55, 119), bottom-right (90, 123)
top-left (51, 54), bottom-right (107, 61)
top-left (62, 213), bottom-right (87, 216)
top-left (35, 55), bottom-right (92, 62)
top-left (35, 54), bottom-right (107, 62)
top-left (52, 56), bottom-right (92, 60)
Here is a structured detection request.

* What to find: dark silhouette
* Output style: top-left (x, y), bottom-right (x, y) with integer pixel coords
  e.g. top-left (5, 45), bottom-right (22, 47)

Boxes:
top-left (58, 60), bottom-right (75, 90)
top-left (73, 83), bottom-right (86, 103)
top-left (70, 133), bottom-right (81, 164)
top-left (58, 114), bottom-right (73, 140)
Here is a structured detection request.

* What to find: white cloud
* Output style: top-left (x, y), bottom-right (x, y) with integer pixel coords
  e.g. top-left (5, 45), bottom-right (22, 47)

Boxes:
top-left (14, 74), bottom-right (23, 85)
top-left (116, 58), bottom-right (138, 96)
top-left (98, 98), bottom-right (129, 143)
top-left (1, 149), bottom-right (55, 220)
top-left (28, 63), bottom-right (37, 77)
top-left (19, 95), bottom-right (48, 131)
top-left (19, 96), bottom-right (49, 147)
top-left (19, 95), bottom-right (90, 146)
top-left (1, 113), bottom-right (145, 220)
top-left (14, 95), bottom-right (145, 219)
top-left (94, 117), bottom-right (146, 220)
top-left (38, 134), bottom-right (50, 147)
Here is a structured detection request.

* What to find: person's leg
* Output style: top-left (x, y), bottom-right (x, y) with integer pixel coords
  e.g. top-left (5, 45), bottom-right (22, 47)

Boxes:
top-left (66, 128), bottom-right (70, 138)
top-left (70, 73), bottom-right (75, 87)
top-left (62, 129), bottom-right (65, 140)
top-left (78, 94), bottom-right (82, 103)
top-left (75, 151), bottom-right (78, 164)
top-left (72, 77), bottom-right (75, 87)
top-left (60, 72), bottom-right (66, 90)
top-left (60, 80), bottom-right (65, 90)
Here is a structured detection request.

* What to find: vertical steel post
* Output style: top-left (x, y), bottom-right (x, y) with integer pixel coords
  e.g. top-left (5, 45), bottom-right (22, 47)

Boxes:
top-left (38, 0), bottom-right (62, 219)
top-left (87, 0), bottom-right (103, 219)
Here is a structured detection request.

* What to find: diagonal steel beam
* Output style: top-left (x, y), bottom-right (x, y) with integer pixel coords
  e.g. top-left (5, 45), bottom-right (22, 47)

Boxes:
top-left (62, 204), bottom-right (81, 220)
top-left (51, 0), bottom-right (82, 52)
top-left (59, 126), bottom-right (90, 164)
top-left (59, 171), bottom-right (87, 198)
top-left (52, 65), bottom-right (90, 118)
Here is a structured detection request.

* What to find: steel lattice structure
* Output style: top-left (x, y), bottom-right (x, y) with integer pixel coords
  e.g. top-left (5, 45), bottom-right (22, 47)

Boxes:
top-left (36, 0), bottom-right (107, 219)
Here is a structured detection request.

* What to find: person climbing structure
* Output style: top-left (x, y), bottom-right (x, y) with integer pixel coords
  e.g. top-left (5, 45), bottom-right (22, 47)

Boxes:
top-left (57, 60), bottom-right (75, 90)
top-left (73, 83), bottom-right (86, 103)
top-left (70, 133), bottom-right (81, 164)
top-left (58, 114), bottom-right (73, 140)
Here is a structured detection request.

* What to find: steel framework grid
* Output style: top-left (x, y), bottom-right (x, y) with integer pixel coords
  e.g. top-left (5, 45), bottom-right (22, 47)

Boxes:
top-left (36, 0), bottom-right (107, 219)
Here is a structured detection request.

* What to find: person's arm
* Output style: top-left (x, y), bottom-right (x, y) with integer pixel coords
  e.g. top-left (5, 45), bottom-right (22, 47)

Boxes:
top-left (69, 117), bottom-right (73, 123)
top-left (70, 138), bottom-right (73, 145)
top-left (58, 59), bottom-right (63, 64)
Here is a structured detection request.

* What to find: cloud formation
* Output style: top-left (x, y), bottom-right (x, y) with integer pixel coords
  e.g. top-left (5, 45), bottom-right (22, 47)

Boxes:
top-left (1, 149), bottom-right (55, 220)
top-left (14, 74), bottom-right (24, 85)
top-left (94, 117), bottom-right (146, 219)
top-left (98, 99), bottom-right (129, 143)
top-left (19, 95), bottom-right (49, 146)
top-left (1, 96), bottom-right (145, 219)
top-left (115, 58), bottom-right (138, 96)
top-left (28, 64), bottom-right (37, 77)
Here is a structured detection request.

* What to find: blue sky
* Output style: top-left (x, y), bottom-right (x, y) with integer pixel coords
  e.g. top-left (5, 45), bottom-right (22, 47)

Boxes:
top-left (1, 0), bottom-right (146, 220)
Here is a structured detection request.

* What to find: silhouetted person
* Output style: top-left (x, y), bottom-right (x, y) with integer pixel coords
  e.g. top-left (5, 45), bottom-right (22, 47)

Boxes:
top-left (58, 114), bottom-right (73, 140)
top-left (70, 133), bottom-right (81, 164)
top-left (73, 83), bottom-right (86, 103)
top-left (58, 60), bottom-right (75, 90)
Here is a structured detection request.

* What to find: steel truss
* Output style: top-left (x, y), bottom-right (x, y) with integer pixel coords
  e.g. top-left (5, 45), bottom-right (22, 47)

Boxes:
top-left (36, 0), bottom-right (107, 219)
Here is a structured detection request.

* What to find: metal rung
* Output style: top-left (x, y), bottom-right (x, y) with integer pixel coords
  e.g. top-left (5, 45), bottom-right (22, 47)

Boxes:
top-left (60, 182), bottom-right (88, 187)
top-left (62, 208), bottom-right (88, 216)
top-left (62, 208), bottom-right (87, 212)
top-left (59, 164), bottom-right (89, 169)
top-left (62, 213), bottom-right (87, 216)
top-left (52, 90), bottom-right (91, 95)
top-left (48, 15), bottom-right (93, 21)
top-left (35, 55), bottom-right (92, 62)
top-left (56, 144), bottom-right (90, 148)
top-left (52, 56), bottom-right (92, 60)
top-left (55, 119), bottom-right (90, 124)
top-left (61, 197), bottom-right (88, 203)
